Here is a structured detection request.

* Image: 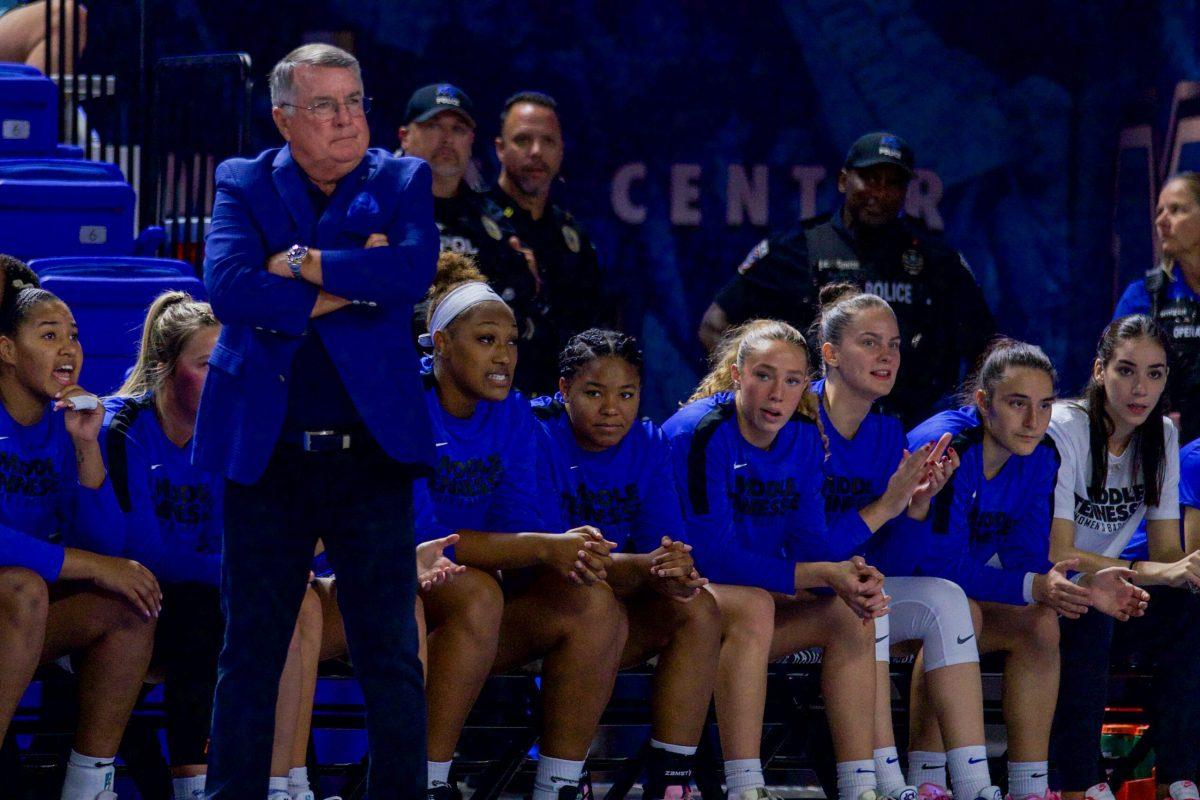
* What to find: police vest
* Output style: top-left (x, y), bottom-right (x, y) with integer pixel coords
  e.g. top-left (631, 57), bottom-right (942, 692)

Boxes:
top-left (1147, 268), bottom-right (1200, 441)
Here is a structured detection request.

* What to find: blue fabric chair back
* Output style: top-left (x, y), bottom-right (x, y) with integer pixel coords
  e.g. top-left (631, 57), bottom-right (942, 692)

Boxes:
top-left (30, 256), bottom-right (196, 279)
top-left (0, 158), bottom-right (135, 260)
top-left (40, 274), bottom-right (209, 396)
top-left (0, 67), bottom-right (57, 156)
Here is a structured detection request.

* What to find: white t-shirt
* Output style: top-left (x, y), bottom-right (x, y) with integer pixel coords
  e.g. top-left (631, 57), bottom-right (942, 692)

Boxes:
top-left (1048, 402), bottom-right (1180, 557)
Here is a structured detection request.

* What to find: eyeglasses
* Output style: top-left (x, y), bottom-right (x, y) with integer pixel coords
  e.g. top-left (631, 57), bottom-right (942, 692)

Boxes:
top-left (280, 96), bottom-right (372, 121)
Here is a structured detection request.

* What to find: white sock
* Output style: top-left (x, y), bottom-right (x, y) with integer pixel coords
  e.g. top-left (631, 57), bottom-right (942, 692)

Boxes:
top-left (908, 750), bottom-right (946, 787)
top-left (947, 745), bottom-right (991, 799)
top-left (651, 738), bottom-right (697, 756)
top-left (427, 760), bottom-right (452, 788)
top-left (268, 775), bottom-right (290, 799)
top-left (532, 754), bottom-right (585, 800)
top-left (287, 766), bottom-right (310, 795)
top-left (724, 758), bottom-right (764, 799)
top-left (837, 759), bottom-right (877, 800)
top-left (172, 774), bottom-right (206, 800)
top-left (874, 747), bottom-right (906, 794)
top-left (1007, 761), bottom-right (1048, 798)
top-left (61, 749), bottom-right (116, 800)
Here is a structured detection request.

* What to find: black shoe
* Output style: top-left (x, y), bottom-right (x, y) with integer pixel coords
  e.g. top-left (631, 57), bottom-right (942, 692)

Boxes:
top-left (556, 771), bottom-right (594, 799)
top-left (642, 748), bottom-right (697, 800)
top-left (426, 783), bottom-right (462, 800)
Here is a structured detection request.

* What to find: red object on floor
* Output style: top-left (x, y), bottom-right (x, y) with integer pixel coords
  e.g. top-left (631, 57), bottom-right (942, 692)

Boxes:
top-left (1115, 778), bottom-right (1156, 800)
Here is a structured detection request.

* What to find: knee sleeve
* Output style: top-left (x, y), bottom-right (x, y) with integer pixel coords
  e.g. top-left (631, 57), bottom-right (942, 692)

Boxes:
top-left (886, 576), bottom-right (978, 670)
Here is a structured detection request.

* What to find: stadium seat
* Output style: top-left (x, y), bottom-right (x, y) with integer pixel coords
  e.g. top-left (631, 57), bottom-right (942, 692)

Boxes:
top-left (39, 273), bottom-right (207, 395)
top-left (0, 63), bottom-right (42, 76)
top-left (0, 157), bottom-right (124, 180)
top-left (29, 255), bottom-right (195, 279)
top-left (0, 157), bottom-right (135, 260)
top-left (0, 64), bottom-right (58, 157)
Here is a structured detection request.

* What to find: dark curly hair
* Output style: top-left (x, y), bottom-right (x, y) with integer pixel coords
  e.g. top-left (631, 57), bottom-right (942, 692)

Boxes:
top-left (0, 255), bottom-right (41, 322)
top-left (0, 286), bottom-right (62, 337)
top-left (558, 328), bottom-right (643, 381)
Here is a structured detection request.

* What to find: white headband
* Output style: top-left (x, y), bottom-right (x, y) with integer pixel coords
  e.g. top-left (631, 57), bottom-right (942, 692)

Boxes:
top-left (417, 281), bottom-right (507, 348)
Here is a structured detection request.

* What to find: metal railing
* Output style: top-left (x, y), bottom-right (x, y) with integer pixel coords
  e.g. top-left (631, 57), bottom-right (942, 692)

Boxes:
top-left (149, 53), bottom-right (253, 268)
top-left (29, 1), bottom-right (253, 268)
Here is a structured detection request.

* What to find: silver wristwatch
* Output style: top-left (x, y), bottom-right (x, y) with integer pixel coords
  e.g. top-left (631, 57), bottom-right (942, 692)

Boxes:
top-left (286, 244), bottom-right (308, 279)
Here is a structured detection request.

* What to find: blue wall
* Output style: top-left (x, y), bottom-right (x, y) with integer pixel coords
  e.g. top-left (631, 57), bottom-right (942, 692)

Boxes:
top-left (141, 0), bottom-right (1200, 419)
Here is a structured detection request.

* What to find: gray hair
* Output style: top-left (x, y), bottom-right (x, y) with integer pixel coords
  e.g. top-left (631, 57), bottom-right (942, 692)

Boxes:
top-left (269, 44), bottom-right (362, 109)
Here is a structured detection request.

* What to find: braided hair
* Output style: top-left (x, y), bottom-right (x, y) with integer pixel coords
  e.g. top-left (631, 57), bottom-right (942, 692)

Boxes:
top-left (558, 328), bottom-right (643, 381)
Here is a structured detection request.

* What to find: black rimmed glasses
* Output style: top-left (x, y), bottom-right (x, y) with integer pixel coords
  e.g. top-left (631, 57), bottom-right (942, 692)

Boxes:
top-left (280, 95), bottom-right (372, 121)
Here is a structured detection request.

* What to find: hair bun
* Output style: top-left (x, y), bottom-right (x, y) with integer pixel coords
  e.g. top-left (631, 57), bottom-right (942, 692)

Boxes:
top-left (818, 282), bottom-right (861, 310)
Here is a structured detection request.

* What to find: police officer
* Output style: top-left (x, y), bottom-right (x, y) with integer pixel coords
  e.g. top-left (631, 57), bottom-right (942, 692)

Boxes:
top-left (1115, 171), bottom-right (1200, 443)
top-left (488, 90), bottom-right (616, 396)
top-left (398, 83), bottom-right (537, 344)
top-left (699, 132), bottom-right (994, 425)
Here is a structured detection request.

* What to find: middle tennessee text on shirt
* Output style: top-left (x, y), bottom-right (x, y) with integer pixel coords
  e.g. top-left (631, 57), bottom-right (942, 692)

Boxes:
top-left (415, 367), bottom-right (544, 543)
top-left (812, 378), bottom-right (909, 561)
top-left (662, 392), bottom-right (867, 594)
top-left (530, 395), bottom-right (684, 554)
top-left (876, 406), bottom-right (1057, 605)
top-left (101, 395), bottom-right (222, 585)
top-left (0, 400), bottom-right (124, 582)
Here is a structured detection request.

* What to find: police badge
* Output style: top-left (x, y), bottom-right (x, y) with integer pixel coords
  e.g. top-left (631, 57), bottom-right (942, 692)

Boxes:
top-left (901, 248), bottom-right (925, 276)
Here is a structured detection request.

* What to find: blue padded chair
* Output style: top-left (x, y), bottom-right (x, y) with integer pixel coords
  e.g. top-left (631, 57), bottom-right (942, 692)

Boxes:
top-left (0, 158), bottom-right (124, 179)
top-left (0, 158), bottom-right (135, 260)
top-left (0, 65), bottom-right (58, 157)
top-left (0, 64), bottom-right (42, 75)
top-left (40, 272), bottom-right (208, 396)
top-left (29, 256), bottom-right (195, 279)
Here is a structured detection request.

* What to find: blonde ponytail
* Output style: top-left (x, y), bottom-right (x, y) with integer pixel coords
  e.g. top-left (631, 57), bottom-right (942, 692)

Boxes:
top-left (116, 291), bottom-right (218, 398)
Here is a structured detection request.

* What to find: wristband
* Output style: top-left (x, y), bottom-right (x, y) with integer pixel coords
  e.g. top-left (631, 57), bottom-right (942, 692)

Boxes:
top-left (1129, 560), bottom-right (1139, 574)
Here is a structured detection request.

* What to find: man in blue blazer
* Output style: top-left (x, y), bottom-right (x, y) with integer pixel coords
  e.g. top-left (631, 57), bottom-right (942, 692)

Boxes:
top-left (194, 43), bottom-right (437, 800)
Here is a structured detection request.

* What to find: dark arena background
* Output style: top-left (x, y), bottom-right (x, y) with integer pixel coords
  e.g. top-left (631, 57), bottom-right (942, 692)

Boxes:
top-left (4, 1), bottom-right (1200, 798)
top-left (15, 0), bottom-right (1200, 417)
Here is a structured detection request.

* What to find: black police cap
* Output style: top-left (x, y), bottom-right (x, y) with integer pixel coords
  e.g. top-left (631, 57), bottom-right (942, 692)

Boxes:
top-left (403, 83), bottom-right (476, 127)
top-left (843, 132), bottom-right (915, 178)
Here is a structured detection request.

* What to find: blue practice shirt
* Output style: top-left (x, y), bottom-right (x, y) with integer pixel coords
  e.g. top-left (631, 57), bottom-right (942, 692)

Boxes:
top-left (662, 392), bottom-right (869, 594)
top-left (870, 406), bottom-right (1056, 604)
top-left (813, 378), bottom-right (916, 563)
top-left (413, 371), bottom-right (544, 543)
top-left (1132, 436), bottom-right (1200, 558)
top-left (532, 395), bottom-right (684, 553)
top-left (102, 395), bottom-right (223, 585)
top-left (0, 402), bottom-right (124, 581)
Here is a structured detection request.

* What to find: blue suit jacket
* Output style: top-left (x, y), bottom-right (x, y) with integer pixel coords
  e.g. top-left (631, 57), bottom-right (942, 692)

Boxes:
top-left (193, 145), bottom-right (438, 484)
